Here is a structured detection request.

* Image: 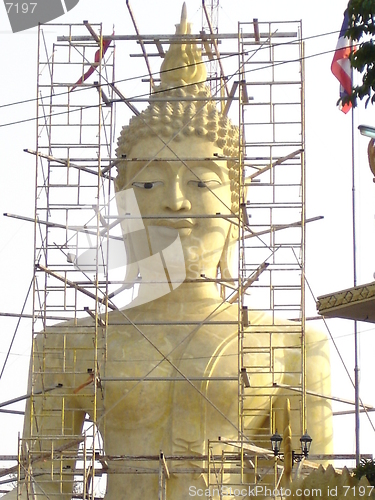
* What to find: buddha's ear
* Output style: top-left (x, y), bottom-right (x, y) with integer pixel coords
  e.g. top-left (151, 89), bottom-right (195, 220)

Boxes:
top-left (218, 175), bottom-right (250, 296)
top-left (123, 234), bottom-right (141, 286)
top-left (243, 176), bottom-right (250, 205)
top-left (242, 177), bottom-right (250, 228)
top-left (114, 186), bottom-right (141, 290)
top-left (218, 222), bottom-right (237, 280)
top-left (218, 223), bottom-right (237, 299)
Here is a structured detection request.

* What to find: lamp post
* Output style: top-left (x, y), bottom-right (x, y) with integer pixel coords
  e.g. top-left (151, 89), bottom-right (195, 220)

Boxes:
top-left (270, 431), bottom-right (312, 464)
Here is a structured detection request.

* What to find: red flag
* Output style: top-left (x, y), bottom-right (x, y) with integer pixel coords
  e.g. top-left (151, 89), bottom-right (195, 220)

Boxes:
top-left (71, 37), bottom-right (112, 91)
top-left (331, 11), bottom-right (354, 114)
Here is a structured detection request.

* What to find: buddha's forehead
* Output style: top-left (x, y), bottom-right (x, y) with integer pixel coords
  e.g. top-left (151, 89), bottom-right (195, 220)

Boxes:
top-left (127, 136), bottom-right (224, 161)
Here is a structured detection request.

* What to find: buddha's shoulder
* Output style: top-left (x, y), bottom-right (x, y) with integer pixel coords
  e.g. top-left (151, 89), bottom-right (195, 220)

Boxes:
top-left (35, 314), bottom-right (100, 350)
top-left (217, 307), bottom-right (329, 347)
top-left (36, 308), bottom-right (135, 333)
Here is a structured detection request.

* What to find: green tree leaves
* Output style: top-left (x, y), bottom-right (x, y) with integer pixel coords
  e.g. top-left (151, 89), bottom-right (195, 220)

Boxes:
top-left (353, 458), bottom-right (375, 486)
top-left (341, 0), bottom-right (375, 107)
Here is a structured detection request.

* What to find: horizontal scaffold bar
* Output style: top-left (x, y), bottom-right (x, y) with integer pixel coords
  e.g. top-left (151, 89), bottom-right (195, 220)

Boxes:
top-left (57, 32), bottom-right (298, 43)
top-left (101, 376), bottom-right (237, 382)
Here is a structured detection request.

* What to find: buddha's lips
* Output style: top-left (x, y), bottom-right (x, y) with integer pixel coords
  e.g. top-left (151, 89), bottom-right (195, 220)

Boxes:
top-left (149, 219), bottom-right (195, 229)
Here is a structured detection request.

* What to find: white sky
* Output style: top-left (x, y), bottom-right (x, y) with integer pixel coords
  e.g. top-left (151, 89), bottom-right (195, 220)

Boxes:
top-left (0, 0), bottom-right (375, 475)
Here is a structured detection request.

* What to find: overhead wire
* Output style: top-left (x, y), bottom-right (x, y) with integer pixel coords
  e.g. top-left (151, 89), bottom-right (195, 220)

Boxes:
top-left (0, 27), bottom-right (349, 129)
top-left (0, 38), bottom-right (360, 131)
top-left (1, 27), bottom-right (341, 110)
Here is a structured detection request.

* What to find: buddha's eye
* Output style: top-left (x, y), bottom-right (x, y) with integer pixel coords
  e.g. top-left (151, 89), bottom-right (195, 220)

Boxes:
top-left (188, 179), bottom-right (221, 188)
top-left (132, 181), bottom-right (163, 190)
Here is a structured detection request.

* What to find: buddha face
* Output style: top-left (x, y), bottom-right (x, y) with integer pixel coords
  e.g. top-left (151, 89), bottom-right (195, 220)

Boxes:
top-left (116, 136), bottom-right (234, 280)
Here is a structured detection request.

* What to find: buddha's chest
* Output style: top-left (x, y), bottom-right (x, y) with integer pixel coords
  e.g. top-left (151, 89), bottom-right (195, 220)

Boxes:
top-left (98, 324), bottom-right (232, 431)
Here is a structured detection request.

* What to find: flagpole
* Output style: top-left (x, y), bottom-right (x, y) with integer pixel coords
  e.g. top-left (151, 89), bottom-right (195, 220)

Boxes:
top-left (331, 9), bottom-right (360, 467)
top-left (350, 47), bottom-right (360, 467)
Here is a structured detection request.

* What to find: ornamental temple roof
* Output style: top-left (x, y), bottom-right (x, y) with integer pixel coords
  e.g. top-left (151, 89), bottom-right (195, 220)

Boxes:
top-left (317, 281), bottom-right (375, 323)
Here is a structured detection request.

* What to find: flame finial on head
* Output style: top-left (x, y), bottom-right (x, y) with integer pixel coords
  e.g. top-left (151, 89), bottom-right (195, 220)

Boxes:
top-left (160, 2), bottom-right (207, 86)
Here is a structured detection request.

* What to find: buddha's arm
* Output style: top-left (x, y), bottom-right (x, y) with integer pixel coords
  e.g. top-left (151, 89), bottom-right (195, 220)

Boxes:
top-left (304, 327), bottom-right (333, 454)
top-left (281, 327), bottom-right (333, 455)
top-left (273, 326), bottom-right (333, 457)
top-left (20, 331), bottom-right (86, 498)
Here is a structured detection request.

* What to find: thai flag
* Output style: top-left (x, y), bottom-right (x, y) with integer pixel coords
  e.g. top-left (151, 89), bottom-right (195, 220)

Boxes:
top-left (331, 11), bottom-right (353, 114)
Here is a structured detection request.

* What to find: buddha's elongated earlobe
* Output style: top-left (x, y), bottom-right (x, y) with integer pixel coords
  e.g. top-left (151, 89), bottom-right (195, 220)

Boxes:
top-left (218, 223), bottom-right (237, 282)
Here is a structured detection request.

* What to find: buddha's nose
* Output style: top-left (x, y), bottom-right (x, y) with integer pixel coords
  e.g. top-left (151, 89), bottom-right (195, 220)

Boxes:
top-left (165, 180), bottom-right (191, 211)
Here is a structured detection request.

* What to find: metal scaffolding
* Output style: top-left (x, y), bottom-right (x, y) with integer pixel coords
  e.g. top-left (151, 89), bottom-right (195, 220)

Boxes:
top-left (6, 12), bottom-right (315, 500)
top-left (238, 19), bottom-right (306, 447)
top-left (23, 21), bottom-right (115, 498)
top-left (206, 20), bottom-right (307, 493)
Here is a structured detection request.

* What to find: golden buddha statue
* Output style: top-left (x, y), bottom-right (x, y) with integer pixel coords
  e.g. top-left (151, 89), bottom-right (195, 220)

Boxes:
top-left (7, 4), bottom-right (332, 499)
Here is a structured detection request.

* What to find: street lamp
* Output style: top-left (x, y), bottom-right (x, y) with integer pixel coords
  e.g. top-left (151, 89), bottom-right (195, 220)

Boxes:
top-left (300, 431), bottom-right (313, 458)
top-left (270, 431), bottom-right (312, 464)
top-left (270, 430), bottom-right (283, 456)
top-left (358, 124), bottom-right (375, 139)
